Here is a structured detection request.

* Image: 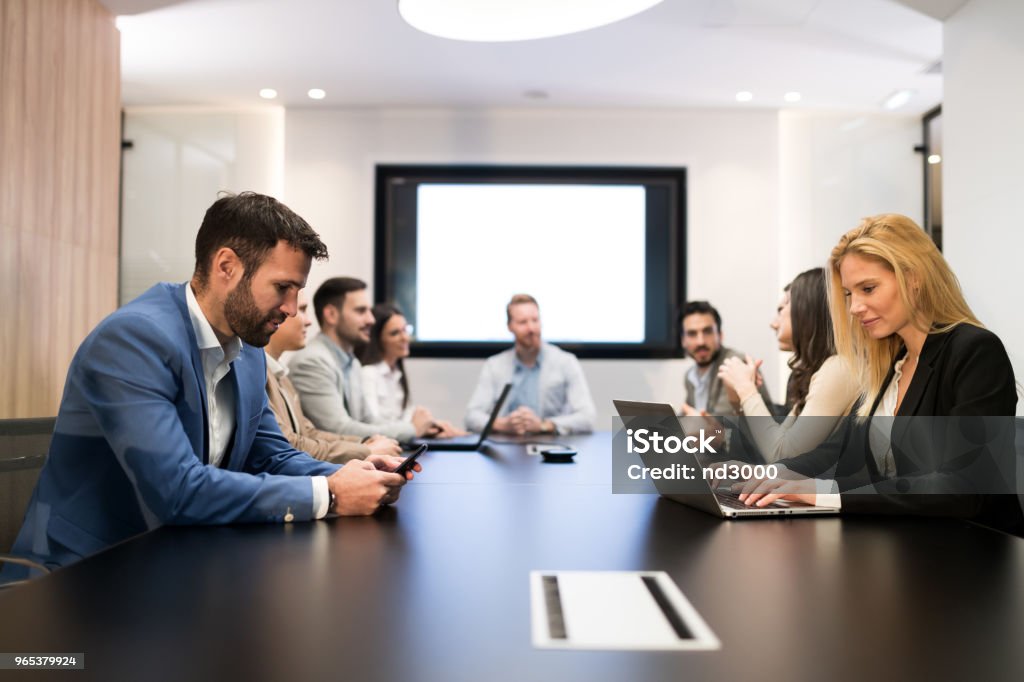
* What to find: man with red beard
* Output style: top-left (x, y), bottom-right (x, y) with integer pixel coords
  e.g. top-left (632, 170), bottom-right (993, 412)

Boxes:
top-left (5, 193), bottom-right (413, 581)
top-left (465, 294), bottom-right (595, 435)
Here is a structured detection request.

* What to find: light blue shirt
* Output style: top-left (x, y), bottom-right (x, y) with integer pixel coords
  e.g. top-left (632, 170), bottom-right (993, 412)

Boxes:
top-left (507, 351), bottom-right (543, 415)
top-left (465, 342), bottom-right (596, 435)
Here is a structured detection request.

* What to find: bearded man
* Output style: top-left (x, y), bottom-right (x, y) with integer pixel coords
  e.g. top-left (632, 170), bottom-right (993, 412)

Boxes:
top-left (3, 192), bottom-right (414, 582)
top-left (679, 300), bottom-right (773, 417)
top-left (464, 294), bottom-right (596, 435)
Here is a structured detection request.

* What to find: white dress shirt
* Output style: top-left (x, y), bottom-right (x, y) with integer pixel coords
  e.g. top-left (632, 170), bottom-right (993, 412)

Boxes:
top-left (871, 357), bottom-right (903, 478)
top-left (186, 285), bottom-right (328, 518)
top-left (686, 363), bottom-right (713, 412)
top-left (361, 362), bottom-right (414, 423)
top-left (185, 284), bottom-right (241, 468)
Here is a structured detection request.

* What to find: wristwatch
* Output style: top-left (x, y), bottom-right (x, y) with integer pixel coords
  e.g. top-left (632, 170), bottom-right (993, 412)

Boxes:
top-left (327, 490), bottom-right (337, 516)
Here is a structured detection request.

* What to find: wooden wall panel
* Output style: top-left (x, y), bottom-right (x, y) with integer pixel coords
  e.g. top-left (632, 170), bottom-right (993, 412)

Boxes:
top-left (0, 0), bottom-right (120, 418)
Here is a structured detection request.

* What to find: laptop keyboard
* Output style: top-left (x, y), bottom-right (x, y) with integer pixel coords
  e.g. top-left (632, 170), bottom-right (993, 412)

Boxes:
top-left (716, 491), bottom-right (784, 510)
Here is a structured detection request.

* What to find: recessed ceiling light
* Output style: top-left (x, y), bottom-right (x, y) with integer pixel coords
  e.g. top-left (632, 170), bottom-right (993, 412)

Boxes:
top-left (523, 89), bottom-right (549, 100)
top-left (783, 91), bottom-right (801, 103)
top-left (882, 89), bottom-right (914, 110)
top-left (259, 88), bottom-right (278, 100)
top-left (307, 88), bottom-right (326, 100)
top-left (398, 0), bottom-right (665, 42)
top-left (927, 154), bottom-right (942, 165)
top-left (735, 91), bottom-right (753, 102)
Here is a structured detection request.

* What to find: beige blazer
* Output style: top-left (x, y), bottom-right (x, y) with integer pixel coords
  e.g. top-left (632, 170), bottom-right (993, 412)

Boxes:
top-left (265, 367), bottom-right (370, 463)
top-left (738, 355), bottom-right (860, 463)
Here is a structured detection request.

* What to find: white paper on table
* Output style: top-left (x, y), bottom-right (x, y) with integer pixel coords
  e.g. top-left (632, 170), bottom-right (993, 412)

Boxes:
top-left (530, 570), bottom-right (720, 651)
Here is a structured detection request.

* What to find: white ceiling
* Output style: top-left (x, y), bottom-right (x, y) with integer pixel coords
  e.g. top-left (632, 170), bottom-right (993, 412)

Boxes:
top-left (106, 0), bottom-right (945, 113)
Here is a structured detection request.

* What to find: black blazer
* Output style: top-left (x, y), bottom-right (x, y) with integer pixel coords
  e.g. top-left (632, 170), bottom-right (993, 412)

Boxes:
top-left (783, 323), bottom-right (1021, 533)
top-left (869, 322), bottom-right (1016, 418)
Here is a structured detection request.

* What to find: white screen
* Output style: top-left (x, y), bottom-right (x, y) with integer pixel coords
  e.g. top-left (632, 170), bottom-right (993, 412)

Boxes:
top-left (415, 184), bottom-right (646, 343)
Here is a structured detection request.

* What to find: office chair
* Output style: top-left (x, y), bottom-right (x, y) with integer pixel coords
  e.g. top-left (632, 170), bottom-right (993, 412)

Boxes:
top-left (0, 417), bottom-right (56, 588)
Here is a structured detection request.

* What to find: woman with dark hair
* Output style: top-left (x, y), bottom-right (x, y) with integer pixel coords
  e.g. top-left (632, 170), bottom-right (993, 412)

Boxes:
top-left (360, 303), bottom-right (464, 437)
top-left (717, 267), bottom-right (860, 462)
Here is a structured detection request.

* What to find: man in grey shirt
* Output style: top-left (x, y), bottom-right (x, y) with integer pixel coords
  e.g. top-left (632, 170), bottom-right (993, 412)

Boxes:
top-left (465, 294), bottom-right (596, 435)
top-left (680, 300), bottom-right (773, 416)
top-left (289, 277), bottom-right (438, 442)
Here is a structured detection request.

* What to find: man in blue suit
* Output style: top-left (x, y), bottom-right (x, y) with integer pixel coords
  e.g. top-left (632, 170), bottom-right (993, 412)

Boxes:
top-left (3, 192), bottom-right (413, 581)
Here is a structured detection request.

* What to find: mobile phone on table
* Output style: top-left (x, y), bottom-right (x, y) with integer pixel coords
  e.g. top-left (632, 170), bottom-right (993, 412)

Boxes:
top-left (393, 444), bottom-right (428, 477)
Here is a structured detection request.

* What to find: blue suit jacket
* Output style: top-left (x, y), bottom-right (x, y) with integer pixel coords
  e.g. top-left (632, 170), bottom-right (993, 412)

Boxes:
top-left (6, 283), bottom-right (340, 577)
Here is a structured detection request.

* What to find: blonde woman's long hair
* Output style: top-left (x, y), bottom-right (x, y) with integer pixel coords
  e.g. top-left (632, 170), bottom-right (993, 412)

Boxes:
top-left (827, 214), bottom-right (981, 415)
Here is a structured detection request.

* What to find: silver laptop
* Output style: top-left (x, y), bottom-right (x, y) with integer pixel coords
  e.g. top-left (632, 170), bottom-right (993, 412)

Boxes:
top-left (612, 400), bottom-right (838, 519)
top-left (409, 383), bottom-right (512, 452)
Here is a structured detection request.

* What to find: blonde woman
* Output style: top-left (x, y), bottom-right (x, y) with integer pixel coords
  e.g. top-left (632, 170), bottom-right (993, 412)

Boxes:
top-left (739, 215), bottom-right (1018, 531)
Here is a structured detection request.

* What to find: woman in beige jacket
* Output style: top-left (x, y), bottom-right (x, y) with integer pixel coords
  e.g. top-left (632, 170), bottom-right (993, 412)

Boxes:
top-left (718, 267), bottom-right (859, 463)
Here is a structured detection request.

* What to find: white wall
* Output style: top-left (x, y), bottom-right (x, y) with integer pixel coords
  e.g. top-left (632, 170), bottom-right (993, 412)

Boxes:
top-left (118, 104), bottom-right (926, 427)
top-left (778, 110), bottom-right (923, 391)
top-left (943, 0), bottom-right (1024, 414)
top-left (779, 111), bottom-right (923, 276)
top-left (281, 107), bottom-right (922, 425)
top-left (283, 108), bottom-right (782, 425)
top-left (120, 107), bottom-right (284, 302)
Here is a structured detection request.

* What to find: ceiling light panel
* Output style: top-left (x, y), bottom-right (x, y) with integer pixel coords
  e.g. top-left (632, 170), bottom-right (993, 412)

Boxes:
top-left (398, 0), bottom-right (665, 42)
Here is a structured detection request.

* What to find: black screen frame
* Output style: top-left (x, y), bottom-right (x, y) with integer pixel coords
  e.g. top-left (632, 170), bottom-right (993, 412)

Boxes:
top-left (374, 164), bottom-right (687, 359)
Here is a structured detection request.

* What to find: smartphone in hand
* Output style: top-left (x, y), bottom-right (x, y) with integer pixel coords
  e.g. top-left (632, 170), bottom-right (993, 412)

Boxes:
top-left (393, 444), bottom-right (428, 477)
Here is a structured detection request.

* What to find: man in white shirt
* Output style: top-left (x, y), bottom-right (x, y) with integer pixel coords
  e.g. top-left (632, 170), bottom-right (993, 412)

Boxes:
top-left (465, 294), bottom-right (596, 435)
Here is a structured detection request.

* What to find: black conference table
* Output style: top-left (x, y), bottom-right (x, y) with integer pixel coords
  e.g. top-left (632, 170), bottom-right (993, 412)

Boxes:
top-left (1, 433), bottom-right (1023, 682)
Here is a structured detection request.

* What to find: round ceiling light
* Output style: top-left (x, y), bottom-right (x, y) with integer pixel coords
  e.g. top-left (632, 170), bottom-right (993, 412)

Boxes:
top-left (398, 0), bottom-right (665, 42)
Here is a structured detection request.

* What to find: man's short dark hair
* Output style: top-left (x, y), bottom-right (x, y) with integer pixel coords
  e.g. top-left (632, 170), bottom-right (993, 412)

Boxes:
top-left (193, 192), bottom-right (328, 288)
top-left (680, 300), bottom-right (722, 331)
top-left (313, 277), bottom-right (367, 327)
top-left (506, 293), bottom-right (539, 324)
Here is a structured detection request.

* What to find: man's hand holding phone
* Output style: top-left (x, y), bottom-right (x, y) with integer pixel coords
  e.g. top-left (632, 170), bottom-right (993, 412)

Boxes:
top-left (325, 447), bottom-right (425, 515)
top-left (388, 444), bottom-right (427, 478)
top-left (326, 460), bottom-right (405, 515)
